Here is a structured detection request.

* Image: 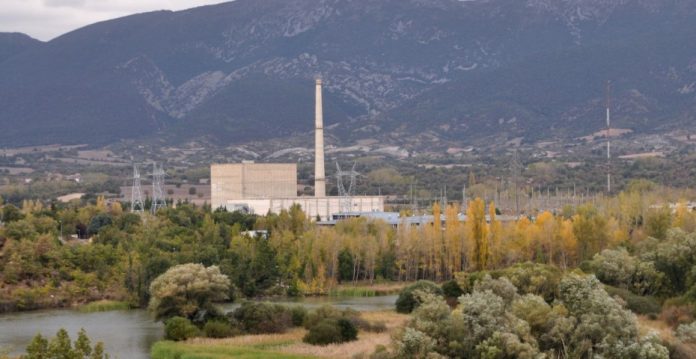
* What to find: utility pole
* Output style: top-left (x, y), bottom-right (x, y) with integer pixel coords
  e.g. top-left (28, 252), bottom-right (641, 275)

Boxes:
top-left (606, 81), bottom-right (612, 195)
top-left (512, 150), bottom-right (521, 216)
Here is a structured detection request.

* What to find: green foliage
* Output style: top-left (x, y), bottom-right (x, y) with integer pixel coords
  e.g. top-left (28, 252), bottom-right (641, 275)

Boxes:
top-left (395, 280), bottom-right (443, 314)
top-left (441, 280), bottom-right (463, 299)
top-left (337, 248), bottom-right (355, 282)
top-left (591, 248), bottom-right (665, 296)
top-left (164, 316), bottom-right (200, 341)
top-left (79, 300), bottom-right (130, 313)
top-left (473, 275), bottom-right (518, 306)
top-left (23, 328), bottom-right (109, 359)
top-left (643, 229), bottom-right (696, 296)
top-left (573, 204), bottom-right (609, 261)
top-left (231, 301), bottom-right (293, 334)
top-left (302, 318), bottom-right (358, 346)
top-left (604, 285), bottom-right (662, 315)
top-left (2, 204), bottom-right (24, 222)
top-left (148, 263), bottom-right (230, 322)
top-left (463, 263), bottom-right (563, 302)
top-left (646, 206), bottom-right (673, 240)
top-left (86, 213), bottom-right (112, 236)
top-left (203, 319), bottom-right (237, 339)
top-left (389, 273), bottom-right (670, 359)
top-left (303, 305), bottom-right (357, 329)
top-left (290, 306), bottom-right (308, 327)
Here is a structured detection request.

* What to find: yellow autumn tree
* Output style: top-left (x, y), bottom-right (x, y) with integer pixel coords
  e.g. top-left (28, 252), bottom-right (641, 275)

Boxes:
top-left (488, 201), bottom-right (502, 269)
top-left (558, 218), bottom-right (577, 269)
top-left (674, 202), bottom-right (696, 232)
top-left (444, 204), bottom-right (462, 278)
top-left (466, 198), bottom-right (489, 271)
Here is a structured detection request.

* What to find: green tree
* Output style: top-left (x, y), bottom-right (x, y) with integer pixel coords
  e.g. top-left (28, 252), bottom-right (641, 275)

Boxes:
top-left (23, 329), bottom-right (109, 359)
top-left (148, 263), bottom-right (230, 321)
top-left (573, 204), bottom-right (608, 261)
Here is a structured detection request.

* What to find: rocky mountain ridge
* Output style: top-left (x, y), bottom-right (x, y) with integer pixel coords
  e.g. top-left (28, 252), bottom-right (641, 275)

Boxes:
top-left (0, 0), bottom-right (694, 148)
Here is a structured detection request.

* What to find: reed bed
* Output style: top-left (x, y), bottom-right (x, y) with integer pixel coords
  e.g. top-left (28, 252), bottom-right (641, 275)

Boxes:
top-left (78, 300), bottom-right (130, 313)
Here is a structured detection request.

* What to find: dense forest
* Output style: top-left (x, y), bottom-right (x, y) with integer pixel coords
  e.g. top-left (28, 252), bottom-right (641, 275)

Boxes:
top-left (3, 181), bottom-right (696, 356)
top-left (0, 181), bottom-right (692, 309)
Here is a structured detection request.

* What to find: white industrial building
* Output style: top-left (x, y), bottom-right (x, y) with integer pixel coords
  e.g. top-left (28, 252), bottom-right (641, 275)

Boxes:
top-left (211, 79), bottom-right (384, 220)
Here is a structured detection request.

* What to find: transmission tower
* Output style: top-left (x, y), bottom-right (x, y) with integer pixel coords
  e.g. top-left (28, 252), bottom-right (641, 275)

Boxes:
top-left (130, 163), bottom-right (144, 213)
top-left (511, 149), bottom-right (521, 216)
top-left (336, 162), bottom-right (358, 213)
top-left (606, 81), bottom-right (613, 194)
top-left (151, 162), bottom-right (166, 214)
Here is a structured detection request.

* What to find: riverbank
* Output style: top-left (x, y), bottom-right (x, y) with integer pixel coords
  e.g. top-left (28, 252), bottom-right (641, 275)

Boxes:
top-left (151, 311), bottom-right (408, 359)
top-left (0, 282), bottom-right (409, 315)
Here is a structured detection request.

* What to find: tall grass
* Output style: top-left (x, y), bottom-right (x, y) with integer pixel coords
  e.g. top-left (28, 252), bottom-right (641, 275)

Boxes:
top-left (151, 341), bottom-right (318, 359)
top-left (327, 283), bottom-right (409, 297)
top-left (78, 300), bottom-right (130, 313)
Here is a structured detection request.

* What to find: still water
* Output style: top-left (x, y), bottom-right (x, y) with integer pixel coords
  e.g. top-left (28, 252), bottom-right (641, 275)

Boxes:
top-left (0, 295), bottom-right (397, 359)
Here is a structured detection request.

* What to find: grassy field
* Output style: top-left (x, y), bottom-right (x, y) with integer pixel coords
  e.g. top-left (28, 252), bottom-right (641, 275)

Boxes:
top-left (150, 311), bottom-right (408, 359)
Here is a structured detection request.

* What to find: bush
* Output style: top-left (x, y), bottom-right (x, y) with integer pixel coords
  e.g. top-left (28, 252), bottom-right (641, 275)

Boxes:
top-left (338, 318), bottom-right (358, 341)
top-left (590, 249), bottom-right (664, 296)
top-left (203, 320), bottom-right (236, 338)
top-left (604, 285), bottom-right (661, 315)
top-left (474, 275), bottom-right (518, 306)
top-left (491, 262), bottom-right (563, 302)
top-left (395, 280), bottom-right (443, 313)
top-left (441, 280), bottom-right (464, 299)
top-left (165, 317), bottom-right (200, 341)
top-left (231, 301), bottom-right (293, 334)
top-left (304, 305), bottom-right (335, 328)
top-left (677, 322), bottom-right (696, 343)
top-left (290, 306), bottom-right (308, 327)
top-left (303, 318), bottom-right (358, 345)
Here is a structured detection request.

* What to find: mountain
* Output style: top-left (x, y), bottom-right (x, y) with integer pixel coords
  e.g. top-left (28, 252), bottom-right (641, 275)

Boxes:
top-left (0, 0), bottom-right (695, 147)
top-left (0, 33), bottom-right (42, 63)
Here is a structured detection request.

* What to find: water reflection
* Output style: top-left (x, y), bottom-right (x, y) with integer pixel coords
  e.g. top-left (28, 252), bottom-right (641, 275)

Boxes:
top-left (0, 295), bottom-right (396, 358)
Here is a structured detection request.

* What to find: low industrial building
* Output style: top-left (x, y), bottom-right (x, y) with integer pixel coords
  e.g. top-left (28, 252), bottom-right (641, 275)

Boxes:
top-left (210, 79), bottom-right (384, 220)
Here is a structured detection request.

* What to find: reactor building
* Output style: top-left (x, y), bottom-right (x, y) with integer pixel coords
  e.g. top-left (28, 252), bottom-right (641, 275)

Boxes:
top-left (211, 79), bottom-right (384, 220)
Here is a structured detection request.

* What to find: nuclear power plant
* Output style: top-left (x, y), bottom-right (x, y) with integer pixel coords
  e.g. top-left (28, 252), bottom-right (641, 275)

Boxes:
top-left (210, 78), bottom-right (384, 220)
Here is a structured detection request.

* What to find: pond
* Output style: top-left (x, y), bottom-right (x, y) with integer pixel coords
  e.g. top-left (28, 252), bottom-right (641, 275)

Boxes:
top-left (0, 295), bottom-right (397, 359)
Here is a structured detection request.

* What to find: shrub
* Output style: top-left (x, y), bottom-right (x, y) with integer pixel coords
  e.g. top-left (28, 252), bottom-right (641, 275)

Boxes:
top-left (590, 249), bottom-right (664, 296)
top-left (338, 318), bottom-right (358, 342)
top-left (203, 320), bottom-right (236, 338)
top-left (474, 275), bottom-right (518, 306)
top-left (303, 318), bottom-right (358, 345)
top-left (290, 306), bottom-right (308, 327)
top-left (164, 317), bottom-right (200, 341)
top-left (491, 262), bottom-right (563, 302)
top-left (604, 285), bottom-right (661, 315)
top-left (677, 322), bottom-right (696, 343)
top-left (304, 305), bottom-right (353, 329)
top-left (395, 280), bottom-right (443, 313)
top-left (441, 280), bottom-right (464, 299)
top-left (231, 301), bottom-right (293, 334)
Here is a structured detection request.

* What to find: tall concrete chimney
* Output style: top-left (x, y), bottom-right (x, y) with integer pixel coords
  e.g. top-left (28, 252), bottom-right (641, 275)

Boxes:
top-left (314, 78), bottom-right (326, 197)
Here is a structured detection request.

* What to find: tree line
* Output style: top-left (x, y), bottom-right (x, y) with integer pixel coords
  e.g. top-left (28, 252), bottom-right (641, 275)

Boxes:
top-left (0, 184), bottom-right (694, 312)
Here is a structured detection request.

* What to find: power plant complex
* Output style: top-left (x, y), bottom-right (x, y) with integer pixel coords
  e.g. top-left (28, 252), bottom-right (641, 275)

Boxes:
top-left (210, 79), bottom-right (384, 220)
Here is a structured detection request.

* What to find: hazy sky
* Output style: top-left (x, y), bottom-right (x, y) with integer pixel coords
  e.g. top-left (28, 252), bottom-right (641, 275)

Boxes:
top-left (0, 0), bottom-right (228, 41)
